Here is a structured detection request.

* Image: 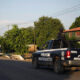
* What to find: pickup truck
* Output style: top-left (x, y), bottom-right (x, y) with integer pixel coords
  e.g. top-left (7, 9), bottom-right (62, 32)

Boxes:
top-left (32, 39), bottom-right (80, 73)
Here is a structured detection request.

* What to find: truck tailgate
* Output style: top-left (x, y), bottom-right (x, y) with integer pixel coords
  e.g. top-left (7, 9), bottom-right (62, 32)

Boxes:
top-left (70, 48), bottom-right (80, 60)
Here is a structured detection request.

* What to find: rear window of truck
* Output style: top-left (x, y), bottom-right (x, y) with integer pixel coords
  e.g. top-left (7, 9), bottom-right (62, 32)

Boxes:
top-left (69, 41), bottom-right (80, 48)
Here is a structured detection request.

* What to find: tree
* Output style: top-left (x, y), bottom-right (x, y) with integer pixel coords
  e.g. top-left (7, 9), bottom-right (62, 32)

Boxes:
top-left (20, 27), bottom-right (34, 44)
top-left (2, 24), bottom-right (20, 53)
top-left (34, 16), bottom-right (64, 47)
top-left (70, 16), bottom-right (80, 29)
top-left (1, 25), bottom-right (34, 54)
top-left (0, 16), bottom-right (64, 53)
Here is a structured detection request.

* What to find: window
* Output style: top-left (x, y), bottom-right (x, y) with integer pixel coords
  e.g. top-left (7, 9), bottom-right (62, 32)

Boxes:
top-left (69, 32), bottom-right (72, 38)
top-left (76, 32), bottom-right (80, 37)
top-left (61, 40), bottom-right (69, 48)
top-left (42, 41), bottom-right (49, 49)
top-left (69, 41), bottom-right (80, 48)
top-left (52, 40), bottom-right (69, 49)
top-left (52, 40), bottom-right (61, 49)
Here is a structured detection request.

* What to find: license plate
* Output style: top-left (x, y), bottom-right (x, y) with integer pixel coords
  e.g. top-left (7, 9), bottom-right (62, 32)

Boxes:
top-left (74, 58), bottom-right (80, 60)
top-left (38, 57), bottom-right (52, 61)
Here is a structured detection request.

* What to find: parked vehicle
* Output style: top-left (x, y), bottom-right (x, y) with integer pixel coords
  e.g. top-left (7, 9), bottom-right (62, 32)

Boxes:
top-left (32, 39), bottom-right (80, 73)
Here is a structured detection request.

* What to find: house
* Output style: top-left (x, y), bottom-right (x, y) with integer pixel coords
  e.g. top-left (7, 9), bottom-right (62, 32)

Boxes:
top-left (64, 27), bottom-right (80, 39)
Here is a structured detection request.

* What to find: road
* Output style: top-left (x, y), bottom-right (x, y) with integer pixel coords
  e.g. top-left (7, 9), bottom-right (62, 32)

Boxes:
top-left (0, 60), bottom-right (80, 80)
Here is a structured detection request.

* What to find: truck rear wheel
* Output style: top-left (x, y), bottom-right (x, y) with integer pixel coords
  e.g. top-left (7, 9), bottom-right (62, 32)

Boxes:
top-left (54, 60), bottom-right (64, 74)
top-left (32, 58), bottom-right (40, 69)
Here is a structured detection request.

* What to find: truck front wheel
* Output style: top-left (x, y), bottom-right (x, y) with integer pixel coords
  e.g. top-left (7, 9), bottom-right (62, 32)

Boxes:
top-left (54, 60), bottom-right (64, 74)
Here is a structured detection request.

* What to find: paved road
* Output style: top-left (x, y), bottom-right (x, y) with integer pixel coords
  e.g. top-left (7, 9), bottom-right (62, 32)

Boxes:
top-left (0, 60), bottom-right (80, 80)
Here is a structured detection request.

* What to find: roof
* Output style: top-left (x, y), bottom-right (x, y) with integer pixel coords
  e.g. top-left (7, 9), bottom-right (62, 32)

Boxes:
top-left (64, 27), bottom-right (80, 32)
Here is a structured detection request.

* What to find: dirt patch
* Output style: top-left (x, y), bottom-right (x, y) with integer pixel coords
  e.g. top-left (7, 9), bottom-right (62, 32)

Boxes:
top-left (25, 59), bottom-right (32, 62)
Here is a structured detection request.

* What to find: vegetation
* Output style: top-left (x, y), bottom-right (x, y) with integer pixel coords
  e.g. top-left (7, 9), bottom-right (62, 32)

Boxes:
top-left (0, 25), bottom-right (34, 54)
top-left (70, 16), bottom-right (80, 29)
top-left (1, 16), bottom-right (80, 54)
top-left (34, 16), bottom-right (64, 47)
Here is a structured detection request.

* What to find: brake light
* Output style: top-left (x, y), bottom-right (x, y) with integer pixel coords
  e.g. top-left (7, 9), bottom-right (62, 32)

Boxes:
top-left (66, 51), bottom-right (71, 58)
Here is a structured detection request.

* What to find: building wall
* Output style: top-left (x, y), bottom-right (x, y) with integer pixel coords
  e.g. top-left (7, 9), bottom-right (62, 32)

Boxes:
top-left (65, 31), bottom-right (80, 39)
top-left (75, 31), bottom-right (80, 37)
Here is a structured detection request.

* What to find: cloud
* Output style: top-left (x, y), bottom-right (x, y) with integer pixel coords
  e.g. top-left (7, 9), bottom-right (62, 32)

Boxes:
top-left (0, 20), bottom-right (25, 25)
top-left (0, 20), bottom-right (10, 25)
top-left (0, 20), bottom-right (34, 35)
top-left (0, 20), bottom-right (34, 28)
top-left (18, 22), bottom-right (34, 28)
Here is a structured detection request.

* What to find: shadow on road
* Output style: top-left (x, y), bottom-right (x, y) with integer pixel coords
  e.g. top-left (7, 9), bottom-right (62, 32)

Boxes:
top-left (32, 66), bottom-right (80, 80)
top-left (0, 60), bottom-right (80, 80)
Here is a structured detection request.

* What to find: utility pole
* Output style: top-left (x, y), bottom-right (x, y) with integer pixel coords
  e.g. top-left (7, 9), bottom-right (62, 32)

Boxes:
top-left (7, 25), bottom-right (9, 31)
top-left (33, 26), bottom-right (36, 52)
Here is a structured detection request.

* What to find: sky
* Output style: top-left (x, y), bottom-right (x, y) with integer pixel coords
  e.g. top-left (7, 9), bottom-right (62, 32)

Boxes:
top-left (0, 0), bottom-right (80, 35)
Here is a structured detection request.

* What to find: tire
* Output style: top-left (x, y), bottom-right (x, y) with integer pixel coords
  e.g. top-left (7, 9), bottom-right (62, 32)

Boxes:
top-left (32, 58), bottom-right (40, 69)
top-left (54, 60), bottom-right (64, 74)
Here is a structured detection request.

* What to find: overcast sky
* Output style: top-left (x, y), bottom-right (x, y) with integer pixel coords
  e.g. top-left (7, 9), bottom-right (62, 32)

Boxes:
top-left (0, 0), bottom-right (80, 35)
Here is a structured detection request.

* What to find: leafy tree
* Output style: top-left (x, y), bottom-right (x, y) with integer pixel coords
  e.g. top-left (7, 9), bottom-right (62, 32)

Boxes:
top-left (0, 16), bottom-right (65, 53)
top-left (20, 27), bottom-right (34, 44)
top-left (70, 16), bottom-right (80, 29)
top-left (0, 36), bottom-right (2, 45)
top-left (34, 16), bottom-right (64, 47)
top-left (1, 25), bottom-right (34, 54)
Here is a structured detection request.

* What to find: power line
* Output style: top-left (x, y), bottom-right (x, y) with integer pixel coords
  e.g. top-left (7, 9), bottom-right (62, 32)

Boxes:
top-left (0, 3), bottom-right (80, 26)
top-left (10, 3), bottom-right (80, 25)
top-left (52, 3), bottom-right (80, 17)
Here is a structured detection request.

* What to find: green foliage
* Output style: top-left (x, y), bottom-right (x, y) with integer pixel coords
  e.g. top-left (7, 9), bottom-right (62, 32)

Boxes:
top-left (0, 16), bottom-right (65, 53)
top-left (20, 27), bottom-right (34, 44)
top-left (0, 25), bottom-right (34, 54)
top-left (0, 36), bottom-right (2, 44)
top-left (70, 16), bottom-right (80, 29)
top-left (34, 16), bottom-right (64, 47)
